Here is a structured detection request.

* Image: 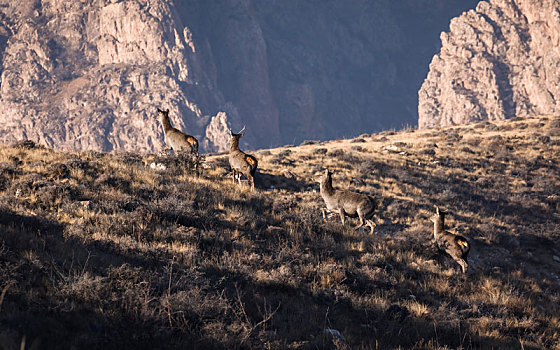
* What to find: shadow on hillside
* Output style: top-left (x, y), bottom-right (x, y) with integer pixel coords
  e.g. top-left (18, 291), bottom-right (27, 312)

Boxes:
top-left (375, 157), bottom-right (560, 288)
top-left (376, 155), bottom-right (556, 226)
top-left (255, 170), bottom-right (312, 192)
top-left (0, 205), bottom-right (551, 349)
top-left (0, 207), bottom-right (64, 236)
top-left (199, 263), bottom-right (540, 349)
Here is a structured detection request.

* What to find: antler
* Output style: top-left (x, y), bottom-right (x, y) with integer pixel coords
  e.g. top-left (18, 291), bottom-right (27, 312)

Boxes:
top-left (238, 125), bottom-right (246, 134)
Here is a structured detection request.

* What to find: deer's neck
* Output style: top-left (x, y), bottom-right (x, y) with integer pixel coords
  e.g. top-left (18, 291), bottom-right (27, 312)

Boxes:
top-left (230, 138), bottom-right (241, 152)
top-left (433, 219), bottom-right (444, 240)
top-left (320, 177), bottom-right (336, 197)
top-left (160, 115), bottom-right (173, 133)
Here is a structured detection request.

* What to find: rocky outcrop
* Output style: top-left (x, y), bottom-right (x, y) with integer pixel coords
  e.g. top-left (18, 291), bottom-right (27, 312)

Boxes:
top-left (0, 0), bottom-right (243, 153)
top-left (0, 0), bottom-right (479, 153)
top-left (419, 0), bottom-right (560, 128)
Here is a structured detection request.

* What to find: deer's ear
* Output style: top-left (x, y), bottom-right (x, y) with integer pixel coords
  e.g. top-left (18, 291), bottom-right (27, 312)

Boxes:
top-left (240, 132), bottom-right (245, 138)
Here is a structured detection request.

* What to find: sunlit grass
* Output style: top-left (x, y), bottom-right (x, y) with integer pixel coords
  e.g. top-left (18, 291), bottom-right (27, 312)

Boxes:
top-left (0, 116), bottom-right (559, 349)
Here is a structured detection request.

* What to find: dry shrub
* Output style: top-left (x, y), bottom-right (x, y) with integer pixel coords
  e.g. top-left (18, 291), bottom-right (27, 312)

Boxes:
top-left (419, 148), bottom-right (436, 156)
top-left (327, 148), bottom-right (344, 157)
top-left (300, 140), bottom-right (318, 146)
top-left (277, 150), bottom-right (291, 157)
top-left (150, 151), bottom-right (203, 175)
top-left (548, 118), bottom-right (560, 129)
top-left (350, 145), bottom-right (364, 152)
top-left (12, 140), bottom-right (39, 149)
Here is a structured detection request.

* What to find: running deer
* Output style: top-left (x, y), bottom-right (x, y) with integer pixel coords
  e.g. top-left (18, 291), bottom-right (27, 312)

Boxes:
top-left (316, 169), bottom-right (377, 234)
top-left (430, 207), bottom-right (470, 274)
top-left (156, 108), bottom-right (199, 155)
top-left (229, 126), bottom-right (258, 191)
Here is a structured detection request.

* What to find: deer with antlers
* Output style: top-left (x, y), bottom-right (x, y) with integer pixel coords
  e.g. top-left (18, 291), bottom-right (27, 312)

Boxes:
top-left (229, 126), bottom-right (258, 191)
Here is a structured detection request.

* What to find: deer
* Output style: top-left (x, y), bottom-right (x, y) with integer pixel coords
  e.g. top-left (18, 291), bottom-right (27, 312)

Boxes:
top-left (430, 207), bottom-right (470, 274)
top-left (316, 169), bottom-right (377, 234)
top-left (228, 126), bottom-right (258, 191)
top-left (156, 108), bottom-right (199, 155)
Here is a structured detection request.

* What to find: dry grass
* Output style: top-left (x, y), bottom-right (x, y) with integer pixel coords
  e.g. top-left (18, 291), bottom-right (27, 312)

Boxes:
top-left (0, 116), bottom-right (559, 349)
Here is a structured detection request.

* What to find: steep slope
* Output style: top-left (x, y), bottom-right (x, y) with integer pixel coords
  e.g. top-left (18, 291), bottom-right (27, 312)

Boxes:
top-left (0, 0), bottom-right (478, 153)
top-left (419, 0), bottom-right (560, 128)
top-left (1, 115), bottom-right (559, 349)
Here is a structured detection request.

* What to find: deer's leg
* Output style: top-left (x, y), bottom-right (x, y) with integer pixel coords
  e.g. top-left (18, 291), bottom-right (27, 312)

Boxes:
top-left (231, 170), bottom-right (237, 183)
top-left (238, 172), bottom-right (243, 186)
top-left (322, 208), bottom-right (328, 221)
top-left (365, 220), bottom-right (376, 235)
top-left (338, 210), bottom-right (345, 226)
top-left (457, 259), bottom-right (468, 274)
top-left (354, 210), bottom-right (365, 230)
top-left (248, 174), bottom-right (255, 191)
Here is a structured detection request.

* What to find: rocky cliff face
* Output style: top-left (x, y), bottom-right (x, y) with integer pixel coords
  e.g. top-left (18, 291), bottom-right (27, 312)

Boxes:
top-left (419, 0), bottom-right (560, 128)
top-left (0, 0), bottom-right (478, 153)
top-left (0, 0), bottom-right (238, 153)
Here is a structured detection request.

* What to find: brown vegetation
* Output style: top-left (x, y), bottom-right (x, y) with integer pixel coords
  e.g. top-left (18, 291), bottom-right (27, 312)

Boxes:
top-left (0, 116), bottom-right (559, 349)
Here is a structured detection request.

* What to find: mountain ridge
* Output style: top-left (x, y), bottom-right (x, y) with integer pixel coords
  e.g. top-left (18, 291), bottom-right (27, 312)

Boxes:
top-left (0, 0), bottom-right (478, 153)
top-left (419, 0), bottom-right (560, 128)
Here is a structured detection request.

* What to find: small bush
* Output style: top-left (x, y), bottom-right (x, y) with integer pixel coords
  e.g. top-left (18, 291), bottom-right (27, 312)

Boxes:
top-left (300, 140), bottom-right (318, 146)
top-left (278, 150), bottom-right (292, 157)
top-left (327, 149), bottom-right (344, 157)
top-left (150, 151), bottom-right (203, 175)
top-left (12, 140), bottom-right (38, 149)
top-left (419, 148), bottom-right (435, 156)
top-left (350, 145), bottom-right (364, 152)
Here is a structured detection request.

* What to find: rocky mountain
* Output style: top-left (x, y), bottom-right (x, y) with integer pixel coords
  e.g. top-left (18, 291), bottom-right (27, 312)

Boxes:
top-left (419, 0), bottom-right (560, 128)
top-left (0, 0), bottom-right (478, 153)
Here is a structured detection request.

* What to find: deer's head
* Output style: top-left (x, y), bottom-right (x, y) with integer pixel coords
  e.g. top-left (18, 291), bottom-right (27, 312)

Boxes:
top-left (314, 168), bottom-right (332, 183)
top-left (229, 126), bottom-right (246, 140)
top-left (430, 206), bottom-right (447, 223)
top-left (156, 108), bottom-right (169, 119)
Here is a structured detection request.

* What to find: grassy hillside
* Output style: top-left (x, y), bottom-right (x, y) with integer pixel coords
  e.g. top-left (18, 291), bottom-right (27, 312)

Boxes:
top-left (0, 116), bottom-right (559, 349)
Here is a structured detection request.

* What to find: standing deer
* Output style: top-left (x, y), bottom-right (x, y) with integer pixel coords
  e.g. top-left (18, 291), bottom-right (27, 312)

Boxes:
top-left (229, 126), bottom-right (258, 191)
top-left (430, 207), bottom-right (470, 274)
top-left (156, 108), bottom-right (199, 155)
top-left (316, 169), bottom-right (377, 234)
